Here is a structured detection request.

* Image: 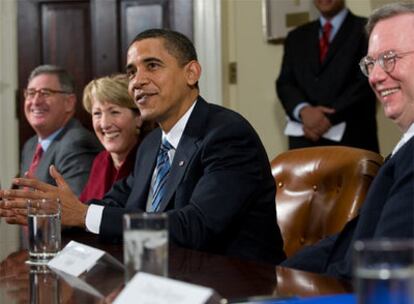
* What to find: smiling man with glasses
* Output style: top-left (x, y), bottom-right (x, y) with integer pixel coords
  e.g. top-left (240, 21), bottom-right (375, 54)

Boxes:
top-left (279, 3), bottom-right (414, 279)
top-left (18, 65), bottom-right (101, 195)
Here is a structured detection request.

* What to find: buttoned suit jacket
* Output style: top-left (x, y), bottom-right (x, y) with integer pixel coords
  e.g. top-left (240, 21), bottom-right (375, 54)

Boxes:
top-left (91, 97), bottom-right (286, 264)
top-left (276, 11), bottom-right (379, 152)
top-left (282, 136), bottom-right (414, 278)
top-left (21, 118), bottom-right (102, 196)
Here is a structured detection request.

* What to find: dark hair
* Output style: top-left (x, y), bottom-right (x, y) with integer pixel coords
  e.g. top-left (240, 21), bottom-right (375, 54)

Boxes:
top-left (366, 3), bottom-right (414, 37)
top-left (129, 28), bottom-right (197, 66)
top-left (28, 64), bottom-right (75, 93)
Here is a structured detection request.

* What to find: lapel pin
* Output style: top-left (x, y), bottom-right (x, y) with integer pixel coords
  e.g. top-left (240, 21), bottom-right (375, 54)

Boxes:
top-left (179, 160), bottom-right (185, 167)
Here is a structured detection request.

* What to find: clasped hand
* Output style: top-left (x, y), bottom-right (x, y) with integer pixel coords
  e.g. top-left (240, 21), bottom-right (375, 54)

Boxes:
top-left (300, 105), bottom-right (335, 142)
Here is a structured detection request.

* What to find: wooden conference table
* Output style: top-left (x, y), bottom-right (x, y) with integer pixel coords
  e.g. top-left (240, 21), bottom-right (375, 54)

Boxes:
top-left (0, 221), bottom-right (352, 303)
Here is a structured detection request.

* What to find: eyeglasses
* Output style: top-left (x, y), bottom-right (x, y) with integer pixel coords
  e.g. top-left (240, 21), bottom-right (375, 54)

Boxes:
top-left (24, 88), bottom-right (71, 100)
top-left (359, 50), bottom-right (414, 77)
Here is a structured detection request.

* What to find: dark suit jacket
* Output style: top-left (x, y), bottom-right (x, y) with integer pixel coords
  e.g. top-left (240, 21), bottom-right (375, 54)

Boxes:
top-left (21, 118), bottom-right (102, 196)
top-left (282, 135), bottom-right (414, 278)
top-left (276, 11), bottom-right (379, 152)
top-left (90, 97), bottom-right (286, 265)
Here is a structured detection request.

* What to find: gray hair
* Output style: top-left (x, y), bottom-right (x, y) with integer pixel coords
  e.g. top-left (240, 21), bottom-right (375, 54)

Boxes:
top-left (28, 64), bottom-right (75, 93)
top-left (366, 3), bottom-right (414, 37)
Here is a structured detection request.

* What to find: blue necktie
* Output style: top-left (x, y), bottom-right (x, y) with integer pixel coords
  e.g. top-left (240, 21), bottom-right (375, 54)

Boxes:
top-left (150, 139), bottom-right (173, 212)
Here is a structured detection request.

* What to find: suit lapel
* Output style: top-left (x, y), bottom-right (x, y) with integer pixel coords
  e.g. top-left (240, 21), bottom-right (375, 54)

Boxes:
top-left (308, 21), bottom-right (321, 74)
top-left (132, 129), bottom-right (161, 210)
top-left (35, 121), bottom-right (72, 181)
top-left (23, 137), bottom-right (38, 174)
top-left (157, 97), bottom-right (207, 212)
top-left (321, 12), bottom-right (354, 69)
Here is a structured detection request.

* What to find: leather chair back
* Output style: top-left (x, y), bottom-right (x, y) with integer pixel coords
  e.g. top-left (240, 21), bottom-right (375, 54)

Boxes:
top-left (271, 146), bottom-right (383, 258)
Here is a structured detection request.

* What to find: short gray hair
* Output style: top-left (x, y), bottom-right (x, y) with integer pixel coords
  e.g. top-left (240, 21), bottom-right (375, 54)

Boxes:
top-left (366, 3), bottom-right (414, 37)
top-left (28, 64), bottom-right (75, 93)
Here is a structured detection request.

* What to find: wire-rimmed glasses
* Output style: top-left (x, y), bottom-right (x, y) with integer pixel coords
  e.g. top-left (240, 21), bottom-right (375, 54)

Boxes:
top-left (359, 50), bottom-right (414, 77)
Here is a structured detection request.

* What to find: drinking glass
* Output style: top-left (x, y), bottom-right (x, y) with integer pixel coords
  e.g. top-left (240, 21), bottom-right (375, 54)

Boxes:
top-left (123, 213), bottom-right (168, 282)
top-left (30, 265), bottom-right (60, 304)
top-left (354, 239), bottom-right (414, 304)
top-left (27, 198), bottom-right (61, 264)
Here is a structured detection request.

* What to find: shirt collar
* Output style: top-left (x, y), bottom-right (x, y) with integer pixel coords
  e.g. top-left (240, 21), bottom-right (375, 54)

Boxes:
top-left (38, 127), bottom-right (63, 152)
top-left (162, 99), bottom-right (198, 149)
top-left (391, 123), bottom-right (414, 156)
top-left (319, 8), bottom-right (348, 41)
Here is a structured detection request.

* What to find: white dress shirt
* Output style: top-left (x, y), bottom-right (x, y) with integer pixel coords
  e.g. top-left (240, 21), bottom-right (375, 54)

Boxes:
top-left (391, 123), bottom-right (414, 157)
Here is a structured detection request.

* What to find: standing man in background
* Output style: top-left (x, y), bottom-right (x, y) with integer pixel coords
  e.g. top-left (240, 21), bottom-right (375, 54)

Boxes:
top-left (21, 65), bottom-right (101, 195)
top-left (276, 0), bottom-right (379, 152)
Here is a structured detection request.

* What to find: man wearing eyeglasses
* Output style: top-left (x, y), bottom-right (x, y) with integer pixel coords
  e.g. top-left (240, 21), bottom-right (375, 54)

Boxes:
top-left (20, 65), bottom-right (101, 195)
top-left (276, 0), bottom-right (379, 152)
top-left (280, 3), bottom-right (414, 279)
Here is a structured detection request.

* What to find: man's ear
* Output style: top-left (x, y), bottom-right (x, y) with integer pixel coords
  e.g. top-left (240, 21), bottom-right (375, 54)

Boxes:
top-left (64, 94), bottom-right (77, 112)
top-left (184, 60), bottom-right (201, 86)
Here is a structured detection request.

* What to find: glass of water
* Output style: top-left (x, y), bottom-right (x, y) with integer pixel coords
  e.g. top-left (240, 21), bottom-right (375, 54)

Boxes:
top-left (27, 198), bottom-right (61, 264)
top-left (354, 239), bottom-right (414, 304)
top-left (123, 213), bottom-right (168, 282)
top-left (30, 264), bottom-right (60, 303)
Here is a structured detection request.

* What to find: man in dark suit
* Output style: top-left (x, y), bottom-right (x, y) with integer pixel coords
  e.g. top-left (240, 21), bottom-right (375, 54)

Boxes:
top-left (1, 30), bottom-right (285, 264)
top-left (276, 0), bottom-right (379, 152)
top-left (281, 2), bottom-right (414, 278)
top-left (21, 65), bottom-right (101, 195)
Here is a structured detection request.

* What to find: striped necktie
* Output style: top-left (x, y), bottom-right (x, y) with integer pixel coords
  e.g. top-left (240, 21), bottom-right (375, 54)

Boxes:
top-left (150, 139), bottom-right (173, 212)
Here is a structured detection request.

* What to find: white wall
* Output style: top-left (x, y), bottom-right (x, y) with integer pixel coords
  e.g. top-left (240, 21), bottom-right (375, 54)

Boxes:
top-left (194, 0), bottom-right (223, 106)
top-left (223, 0), bottom-right (286, 159)
top-left (0, 0), bottom-right (19, 188)
top-left (0, 2), bottom-right (19, 294)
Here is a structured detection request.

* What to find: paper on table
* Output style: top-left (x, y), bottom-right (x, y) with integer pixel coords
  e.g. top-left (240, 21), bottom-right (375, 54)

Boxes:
top-left (114, 272), bottom-right (215, 304)
top-left (48, 241), bottom-right (105, 277)
top-left (284, 118), bottom-right (346, 142)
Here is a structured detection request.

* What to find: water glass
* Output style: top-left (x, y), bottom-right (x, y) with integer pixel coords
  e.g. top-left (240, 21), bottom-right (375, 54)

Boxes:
top-left (354, 239), bottom-right (414, 304)
top-left (123, 213), bottom-right (168, 282)
top-left (30, 265), bottom-right (60, 304)
top-left (27, 198), bottom-right (61, 264)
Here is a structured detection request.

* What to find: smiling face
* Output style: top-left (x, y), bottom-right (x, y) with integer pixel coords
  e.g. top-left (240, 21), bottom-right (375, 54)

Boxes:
top-left (24, 73), bottom-right (75, 138)
top-left (91, 99), bottom-right (141, 165)
top-left (367, 14), bottom-right (414, 131)
top-left (126, 37), bottom-right (200, 132)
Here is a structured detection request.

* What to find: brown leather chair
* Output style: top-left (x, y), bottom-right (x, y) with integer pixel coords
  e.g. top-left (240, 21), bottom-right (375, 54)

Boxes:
top-left (271, 146), bottom-right (383, 258)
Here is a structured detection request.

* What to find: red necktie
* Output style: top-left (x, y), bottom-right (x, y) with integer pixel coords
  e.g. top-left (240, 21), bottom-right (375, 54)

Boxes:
top-left (319, 22), bottom-right (332, 62)
top-left (23, 144), bottom-right (43, 237)
top-left (27, 143), bottom-right (43, 178)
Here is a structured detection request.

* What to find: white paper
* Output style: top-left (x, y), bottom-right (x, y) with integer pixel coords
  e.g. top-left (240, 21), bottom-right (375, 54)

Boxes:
top-left (284, 118), bottom-right (346, 142)
top-left (48, 241), bottom-right (105, 277)
top-left (114, 272), bottom-right (214, 304)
